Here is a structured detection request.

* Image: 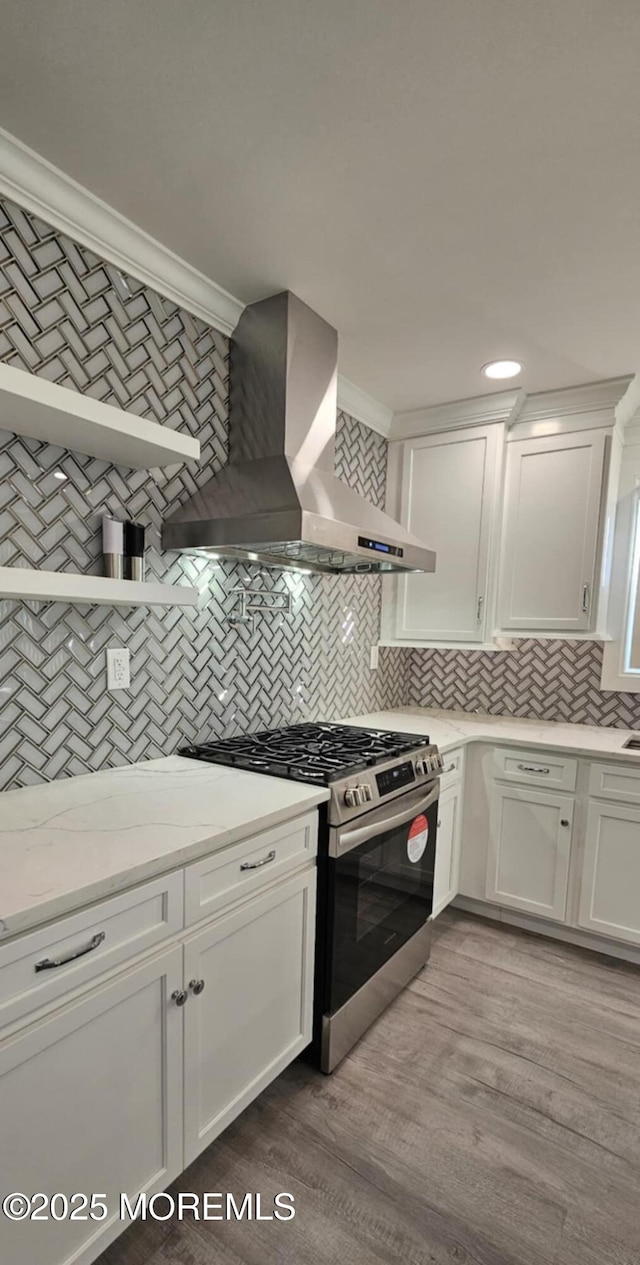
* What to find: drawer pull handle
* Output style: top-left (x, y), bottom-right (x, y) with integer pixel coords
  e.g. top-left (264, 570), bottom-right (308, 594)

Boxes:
top-left (444, 763), bottom-right (457, 774)
top-left (172, 989), bottom-right (188, 1007)
top-left (517, 764), bottom-right (550, 775)
top-left (240, 849), bottom-right (276, 871)
top-left (189, 978), bottom-right (205, 995)
top-left (34, 930), bottom-right (106, 973)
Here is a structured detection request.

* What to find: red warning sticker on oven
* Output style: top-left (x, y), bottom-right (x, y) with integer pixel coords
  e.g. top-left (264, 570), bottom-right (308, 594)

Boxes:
top-left (407, 813), bottom-right (429, 863)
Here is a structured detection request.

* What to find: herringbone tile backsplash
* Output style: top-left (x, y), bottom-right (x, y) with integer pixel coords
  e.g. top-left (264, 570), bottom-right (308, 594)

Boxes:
top-left (0, 197), bottom-right (406, 791)
top-left (408, 641), bottom-right (640, 729)
top-left (2, 196), bottom-right (637, 792)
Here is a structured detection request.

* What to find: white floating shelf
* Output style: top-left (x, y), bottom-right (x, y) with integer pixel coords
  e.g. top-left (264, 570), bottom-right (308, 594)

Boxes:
top-left (0, 363), bottom-right (200, 469)
top-left (0, 567), bottom-right (199, 608)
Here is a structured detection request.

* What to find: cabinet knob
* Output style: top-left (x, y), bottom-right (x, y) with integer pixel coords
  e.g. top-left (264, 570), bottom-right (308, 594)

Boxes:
top-left (171, 989), bottom-right (188, 1007)
top-left (560, 819), bottom-right (570, 828)
top-left (189, 978), bottom-right (205, 995)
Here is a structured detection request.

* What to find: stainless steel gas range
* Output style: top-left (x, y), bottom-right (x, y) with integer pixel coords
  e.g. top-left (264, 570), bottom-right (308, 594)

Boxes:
top-left (180, 722), bottom-right (443, 1072)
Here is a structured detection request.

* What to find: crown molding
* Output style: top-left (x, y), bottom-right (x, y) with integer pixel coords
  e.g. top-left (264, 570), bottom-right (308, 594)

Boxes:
top-left (0, 126), bottom-right (244, 336)
top-left (517, 376), bottom-right (632, 424)
top-left (5, 128), bottom-right (625, 447)
top-left (389, 388), bottom-right (523, 440)
top-left (614, 372), bottom-right (640, 443)
top-left (0, 128), bottom-right (396, 433)
top-left (336, 376), bottom-right (393, 437)
top-left (389, 378), bottom-right (636, 443)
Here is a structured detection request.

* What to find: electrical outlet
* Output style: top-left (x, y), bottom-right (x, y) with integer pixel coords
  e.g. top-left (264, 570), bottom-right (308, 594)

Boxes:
top-left (106, 647), bottom-right (130, 691)
top-left (369, 645), bottom-right (379, 671)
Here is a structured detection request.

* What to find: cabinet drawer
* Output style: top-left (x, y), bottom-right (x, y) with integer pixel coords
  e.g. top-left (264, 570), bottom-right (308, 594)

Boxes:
top-left (440, 747), bottom-right (464, 788)
top-left (184, 812), bottom-right (318, 927)
top-left (0, 872), bottom-right (184, 1032)
top-left (589, 762), bottom-right (640, 804)
top-left (492, 747), bottom-right (577, 792)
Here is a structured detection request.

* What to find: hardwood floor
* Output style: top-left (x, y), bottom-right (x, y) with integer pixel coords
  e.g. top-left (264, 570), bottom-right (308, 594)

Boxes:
top-left (98, 910), bottom-right (640, 1265)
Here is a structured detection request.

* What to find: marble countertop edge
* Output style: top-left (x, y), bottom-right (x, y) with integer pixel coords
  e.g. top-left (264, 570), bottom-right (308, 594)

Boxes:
top-left (0, 757), bottom-right (329, 941)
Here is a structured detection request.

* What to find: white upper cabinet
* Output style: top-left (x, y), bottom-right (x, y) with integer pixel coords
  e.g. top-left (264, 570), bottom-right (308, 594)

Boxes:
top-left (497, 430), bottom-right (607, 632)
top-left (392, 425), bottom-right (503, 643)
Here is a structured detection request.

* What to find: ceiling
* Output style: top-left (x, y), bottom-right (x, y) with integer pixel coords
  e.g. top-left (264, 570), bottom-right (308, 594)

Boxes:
top-left (1, 0), bottom-right (639, 413)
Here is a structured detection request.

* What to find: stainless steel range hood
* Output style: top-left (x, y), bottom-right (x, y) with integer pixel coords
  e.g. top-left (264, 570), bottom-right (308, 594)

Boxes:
top-left (162, 291), bottom-right (436, 575)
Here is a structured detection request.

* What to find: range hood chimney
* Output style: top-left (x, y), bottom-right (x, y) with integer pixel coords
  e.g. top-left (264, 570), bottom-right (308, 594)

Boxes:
top-left (162, 291), bottom-right (436, 575)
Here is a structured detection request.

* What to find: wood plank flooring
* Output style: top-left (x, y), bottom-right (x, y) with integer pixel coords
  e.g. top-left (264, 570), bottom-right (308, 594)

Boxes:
top-left (98, 910), bottom-right (640, 1265)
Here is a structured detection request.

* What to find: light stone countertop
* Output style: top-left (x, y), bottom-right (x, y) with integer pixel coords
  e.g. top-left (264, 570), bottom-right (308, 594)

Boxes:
top-left (0, 757), bottom-right (329, 940)
top-left (343, 706), bottom-right (640, 761)
top-left (3, 708), bottom-right (639, 943)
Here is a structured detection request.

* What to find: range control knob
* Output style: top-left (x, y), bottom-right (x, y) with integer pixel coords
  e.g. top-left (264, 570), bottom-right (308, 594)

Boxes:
top-left (344, 784), bottom-right (373, 807)
top-left (415, 757), bottom-right (428, 776)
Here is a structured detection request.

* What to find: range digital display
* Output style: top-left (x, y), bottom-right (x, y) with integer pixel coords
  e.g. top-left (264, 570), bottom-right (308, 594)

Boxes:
top-left (358, 536), bottom-right (404, 558)
top-left (376, 760), bottom-right (416, 796)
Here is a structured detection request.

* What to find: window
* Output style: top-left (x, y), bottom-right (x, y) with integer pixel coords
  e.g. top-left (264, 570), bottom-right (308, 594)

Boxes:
top-left (624, 487), bottom-right (640, 674)
top-left (601, 453), bottom-right (640, 693)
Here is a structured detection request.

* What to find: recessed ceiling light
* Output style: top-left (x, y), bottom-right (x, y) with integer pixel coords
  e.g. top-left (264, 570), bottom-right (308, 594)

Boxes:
top-left (482, 360), bottom-right (523, 380)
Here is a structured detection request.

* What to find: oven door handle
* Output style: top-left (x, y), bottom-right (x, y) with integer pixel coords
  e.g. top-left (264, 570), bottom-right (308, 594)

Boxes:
top-left (334, 783), bottom-right (440, 854)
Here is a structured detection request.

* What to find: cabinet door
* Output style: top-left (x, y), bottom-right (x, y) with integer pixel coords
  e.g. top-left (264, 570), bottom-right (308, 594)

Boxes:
top-left (578, 801), bottom-right (640, 944)
top-left (183, 868), bottom-right (316, 1166)
top-left (0, 947), bottom-right (183, 1265)
top-left (432, 782), bottom-right (462, 917)
top-left (498, 430), bottom-right (606, 631)
top-left (395, 425), bottom-right (501, 642)
top-left (485, 785), bottom-right (574, 920)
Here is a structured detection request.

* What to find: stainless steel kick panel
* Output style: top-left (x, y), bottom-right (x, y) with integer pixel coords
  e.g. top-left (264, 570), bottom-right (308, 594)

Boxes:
top-left (320, 921), bottom-right (433, 1073)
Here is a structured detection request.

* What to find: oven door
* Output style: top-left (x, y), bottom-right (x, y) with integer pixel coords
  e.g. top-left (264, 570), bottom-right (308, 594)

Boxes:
top-left (326, 781), bottom-right (438, 1013)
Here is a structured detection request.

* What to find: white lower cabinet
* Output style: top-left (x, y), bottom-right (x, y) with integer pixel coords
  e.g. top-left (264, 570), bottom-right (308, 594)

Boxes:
top-left (0, 947), bottom-right (184, 1265)
top-left (432, 781), bottom-right (462, 917)
top-left (183, 867), bottom-right (316, 1165)
top-left (485, 784), bottom-right (574, 920)
top-left (0, 811), bottom-right (318, 1265)
top-left (577, 800), bottom-right (640, 944)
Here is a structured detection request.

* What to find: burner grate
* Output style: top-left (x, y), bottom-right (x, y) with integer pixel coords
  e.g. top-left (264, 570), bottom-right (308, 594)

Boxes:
top-left (180, 722), bottom-right (430, 785)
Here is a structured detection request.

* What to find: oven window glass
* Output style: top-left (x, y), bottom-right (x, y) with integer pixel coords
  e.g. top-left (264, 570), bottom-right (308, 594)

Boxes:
top-left (356, 837), bottom-right (424, 940)
top-left (327, 794), bottom-right (437, 1013)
